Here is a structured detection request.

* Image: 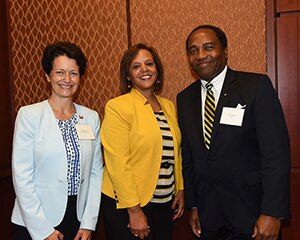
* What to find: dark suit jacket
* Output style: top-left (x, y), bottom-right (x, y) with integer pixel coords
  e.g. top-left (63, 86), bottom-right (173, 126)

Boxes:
top-left (177, 67), bottom-right (290, 234)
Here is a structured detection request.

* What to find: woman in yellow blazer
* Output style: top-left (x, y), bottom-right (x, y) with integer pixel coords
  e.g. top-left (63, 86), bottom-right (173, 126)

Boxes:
top-left (100, 43), bottom-right (184, 240)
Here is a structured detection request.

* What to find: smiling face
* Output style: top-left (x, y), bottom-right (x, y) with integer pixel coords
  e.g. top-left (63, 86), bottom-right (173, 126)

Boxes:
top-left (187, 28), bottom-right (228, 81)
top-left (46, 55), bottom-right (80, 100)
top-left (127, 49), bottom-right (158, 94)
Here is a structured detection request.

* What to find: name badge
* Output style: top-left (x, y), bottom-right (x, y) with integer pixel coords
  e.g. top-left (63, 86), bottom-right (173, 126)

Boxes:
top-left (220, 107), bottom-right (245, 126)
top-left (75, 124), bottom-right (95, 140)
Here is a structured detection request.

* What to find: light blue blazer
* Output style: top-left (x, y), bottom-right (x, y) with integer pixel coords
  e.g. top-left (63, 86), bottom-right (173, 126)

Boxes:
top-left (11, 100), bottom-right (103, 240)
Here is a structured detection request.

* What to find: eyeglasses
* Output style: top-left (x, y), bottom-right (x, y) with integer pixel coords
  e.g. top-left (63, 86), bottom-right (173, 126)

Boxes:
top-left (53, 69), bottom-right (80, 80)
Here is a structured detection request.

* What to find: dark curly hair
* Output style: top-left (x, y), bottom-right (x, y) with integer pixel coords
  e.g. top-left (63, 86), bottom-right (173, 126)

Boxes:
top-left (120, 43), bottom-right (164, 94)
top-left (42, 41), bottom-right (87, 76)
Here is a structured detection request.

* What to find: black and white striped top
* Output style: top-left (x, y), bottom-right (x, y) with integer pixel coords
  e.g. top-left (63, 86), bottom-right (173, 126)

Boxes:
top-left (150, 111), bottom-right (175, 203)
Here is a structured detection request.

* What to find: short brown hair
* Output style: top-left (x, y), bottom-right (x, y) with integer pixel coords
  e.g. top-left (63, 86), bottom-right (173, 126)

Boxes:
top-left (119, 43), bottom-right (164, 94)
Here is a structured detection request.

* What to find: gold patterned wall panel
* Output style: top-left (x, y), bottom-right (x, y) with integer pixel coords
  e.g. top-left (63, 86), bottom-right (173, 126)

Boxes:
top-left (130, 0), bottom-right (266, 103)
top-left (8, 0), bottom-right (266, 117)
top-left (8, 0), bottom-right (128, 117)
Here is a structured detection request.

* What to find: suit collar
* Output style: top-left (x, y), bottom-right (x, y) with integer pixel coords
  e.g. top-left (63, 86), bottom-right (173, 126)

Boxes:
top-left (129, 87), bottom-right (165, 107)
top-left (130, 87), bottom-right (148, 104)
top-left (73, 103), bottom-right (90, 125)
top-left (45, 100), bottom-right (88, 124)
top-left (210, 68), bottom-right (236, 148)
top-left (186, 80), bottom-right (206, 149)
top-left (215, 67), bottom-right (236, 112)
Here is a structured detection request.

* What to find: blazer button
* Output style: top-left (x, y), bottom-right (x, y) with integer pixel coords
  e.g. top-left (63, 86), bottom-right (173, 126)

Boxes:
top-left (214, 179), bottom-right (219, 185)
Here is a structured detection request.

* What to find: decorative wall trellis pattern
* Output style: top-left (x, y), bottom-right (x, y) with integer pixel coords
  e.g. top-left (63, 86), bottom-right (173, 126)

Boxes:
top-left (8, 0), bottom-right (127, 116)
top-left (130, 0), bottom-right (266, 102)
top-left (8, 0), bottom-right (265, 118)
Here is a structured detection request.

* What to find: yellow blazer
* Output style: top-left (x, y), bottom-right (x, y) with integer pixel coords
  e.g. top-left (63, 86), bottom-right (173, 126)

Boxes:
top-left (100, 88), bottom-right (183, 208)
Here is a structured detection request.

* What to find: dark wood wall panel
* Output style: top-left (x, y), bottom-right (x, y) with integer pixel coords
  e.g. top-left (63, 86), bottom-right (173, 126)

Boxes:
top-left (277, 0), bottom-right (300, 12)
top-left (0, 0), bottom-right (13, 169)
top-left (0, 178), bottom-right (14, 239)
top-left (281, 171), bottom-right (300, 240)
top-left (267, 0), bottom-right (300, 238)
top-left (0, 0), bottom-right (14, 239)
top-left (277, 15), bottom-right (300, 168)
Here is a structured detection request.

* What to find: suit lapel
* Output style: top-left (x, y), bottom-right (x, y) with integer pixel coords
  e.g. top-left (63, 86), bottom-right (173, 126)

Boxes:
top-left (210, 68), bottom-right (236, 146)
top-left (190, 80), bottom-right (206, 149)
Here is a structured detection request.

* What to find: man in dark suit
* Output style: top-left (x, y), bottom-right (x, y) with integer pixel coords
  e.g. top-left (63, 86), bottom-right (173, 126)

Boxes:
top-left (177, 24), bottom-right (290, 240)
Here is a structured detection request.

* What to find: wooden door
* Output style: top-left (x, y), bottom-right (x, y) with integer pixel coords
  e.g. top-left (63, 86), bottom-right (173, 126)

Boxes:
top-left (0, 0), bottom-right (15, 239)
top-left (267, 0), bottom-right (300, 239)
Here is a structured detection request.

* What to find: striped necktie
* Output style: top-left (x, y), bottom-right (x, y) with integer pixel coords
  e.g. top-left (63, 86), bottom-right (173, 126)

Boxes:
top-left (204, 82), bottom-right (215, 149)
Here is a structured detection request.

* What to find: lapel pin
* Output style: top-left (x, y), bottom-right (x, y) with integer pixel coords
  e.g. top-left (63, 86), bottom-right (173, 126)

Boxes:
top-left (79, 115), bottom-right (84, 119)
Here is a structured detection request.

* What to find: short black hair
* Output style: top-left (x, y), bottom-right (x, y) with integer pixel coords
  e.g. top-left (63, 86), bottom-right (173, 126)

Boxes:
top-left (186, 24), bottom-right (227, 51)
top-left (42, 41), bottom-right (87, 76)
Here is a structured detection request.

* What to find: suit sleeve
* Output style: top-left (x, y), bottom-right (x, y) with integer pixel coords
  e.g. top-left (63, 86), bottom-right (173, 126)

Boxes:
top-left (177, 94), bottom-right (197, 208)
top-left (167, 100), bottom-right (184, 192)
top-left (12, 107), bottom-right (54, 240)
top-left (100, 100), bottom-right (140, 208)
top-left (254, 76), bottom-right (291, 218)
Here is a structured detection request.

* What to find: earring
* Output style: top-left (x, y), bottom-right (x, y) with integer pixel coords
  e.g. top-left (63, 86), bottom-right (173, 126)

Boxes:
top-left (127, 80), bottom-right (132, 89)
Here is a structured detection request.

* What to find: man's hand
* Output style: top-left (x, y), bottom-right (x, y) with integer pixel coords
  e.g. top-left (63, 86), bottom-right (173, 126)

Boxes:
top-left (252, 214), bottom-right (281, 240)
top-left (189, 208), bottom-right (201, 238)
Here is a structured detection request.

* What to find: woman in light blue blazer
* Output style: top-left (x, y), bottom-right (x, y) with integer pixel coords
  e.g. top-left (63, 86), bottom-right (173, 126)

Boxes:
top-left (11, 42), bottom-right (103, 240)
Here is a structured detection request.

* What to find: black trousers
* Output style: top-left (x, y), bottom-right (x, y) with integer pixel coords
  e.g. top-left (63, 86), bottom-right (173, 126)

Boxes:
top-left (198, 226), bottom-right (252, 240)
top-left (101, 193), bottom-right (174, 240)
top-left (199, 226), bottom-right (282, 240)
top-left (13, 195), bottom-right (80, 240)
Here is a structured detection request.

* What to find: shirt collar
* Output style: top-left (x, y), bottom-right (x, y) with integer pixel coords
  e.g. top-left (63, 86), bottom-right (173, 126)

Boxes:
top-left (201, 65), bottom-right (228, 93)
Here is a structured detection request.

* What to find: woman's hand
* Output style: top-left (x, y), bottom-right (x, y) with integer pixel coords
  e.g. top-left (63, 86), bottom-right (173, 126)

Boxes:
top-left (172, 190), bottom-right (184, 220)
top-left (127, 205), bottom-right (150, 239)
top-left (45, 230), bottom-right (64, 240)
top-left (74, 229), bottom-right (92, 240)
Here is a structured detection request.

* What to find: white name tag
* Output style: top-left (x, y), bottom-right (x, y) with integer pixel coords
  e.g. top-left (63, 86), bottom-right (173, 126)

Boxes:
top-left (220, 107), bottom-right (245, 126)
top-left (75, 124), bottom-right (95, 140)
